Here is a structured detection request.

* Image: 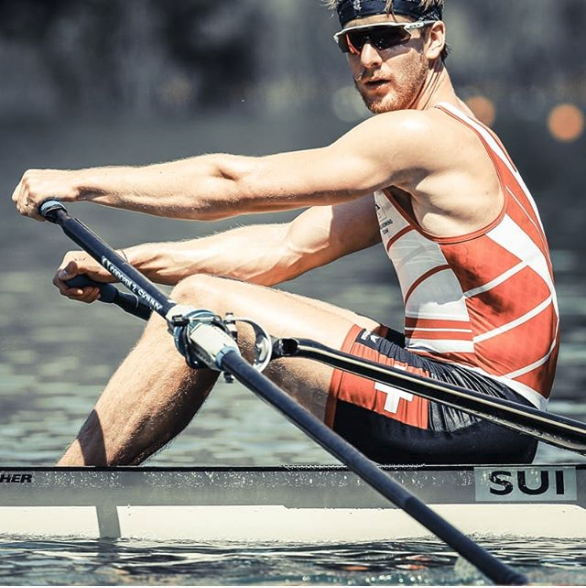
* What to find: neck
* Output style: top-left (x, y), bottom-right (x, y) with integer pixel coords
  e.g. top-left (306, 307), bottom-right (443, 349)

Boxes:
top-left (409, 60), bottom-right (453, 111)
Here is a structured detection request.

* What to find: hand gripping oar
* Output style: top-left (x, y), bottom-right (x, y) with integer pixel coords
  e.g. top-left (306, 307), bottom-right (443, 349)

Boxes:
top-left (65, 276), bottom-right (152, 321)
top-left (39, 201), bottom-right (528, 586)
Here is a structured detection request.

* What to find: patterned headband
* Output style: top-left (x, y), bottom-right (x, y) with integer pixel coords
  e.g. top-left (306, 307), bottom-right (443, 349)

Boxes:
top-left (337, 0), bottom-right (442, 27)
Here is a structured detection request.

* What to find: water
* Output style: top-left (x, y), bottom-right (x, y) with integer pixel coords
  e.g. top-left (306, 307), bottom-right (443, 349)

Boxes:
top-left (1, 538), bottom-right (586, 586)
top-left (1, 115), bottom-right (586, 585)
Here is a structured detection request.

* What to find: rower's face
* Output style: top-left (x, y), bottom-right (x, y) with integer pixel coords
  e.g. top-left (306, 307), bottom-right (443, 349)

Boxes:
top-left (345, 15), bottom-right (431, 113)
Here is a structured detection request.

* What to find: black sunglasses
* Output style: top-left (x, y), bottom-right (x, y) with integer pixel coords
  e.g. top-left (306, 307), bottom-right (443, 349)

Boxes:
top-left (334, 21), bottom-right (434, 55)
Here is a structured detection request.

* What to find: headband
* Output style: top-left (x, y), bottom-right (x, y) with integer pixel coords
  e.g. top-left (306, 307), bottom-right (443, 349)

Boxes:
top-left (337, 0), bottom-right (442, 27)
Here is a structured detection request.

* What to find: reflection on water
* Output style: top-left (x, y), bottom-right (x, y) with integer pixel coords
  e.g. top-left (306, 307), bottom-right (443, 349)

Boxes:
top-left (1, 538), bottom-right (586, 586)
top-left (1, 117), bottom-right (586, 584)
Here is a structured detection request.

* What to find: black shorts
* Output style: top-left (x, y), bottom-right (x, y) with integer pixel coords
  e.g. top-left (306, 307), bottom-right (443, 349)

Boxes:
top-left (328, 326), bottom-right (539, 465)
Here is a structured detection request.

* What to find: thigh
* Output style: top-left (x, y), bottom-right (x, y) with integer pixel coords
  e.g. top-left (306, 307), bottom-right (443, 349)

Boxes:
top-left (171, 275), bottom-right (382, 420)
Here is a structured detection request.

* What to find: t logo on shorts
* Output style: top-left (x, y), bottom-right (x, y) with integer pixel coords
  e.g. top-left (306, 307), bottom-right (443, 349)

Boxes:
top-left (375, 383), bottom-right (414, 414)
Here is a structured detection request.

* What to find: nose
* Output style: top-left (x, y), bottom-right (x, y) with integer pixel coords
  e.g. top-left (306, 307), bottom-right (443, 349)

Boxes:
top-left (359, 42), bottom-right (383, 68)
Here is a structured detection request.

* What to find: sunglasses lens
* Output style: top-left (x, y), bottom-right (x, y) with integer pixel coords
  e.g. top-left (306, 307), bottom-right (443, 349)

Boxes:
top-left (342, 27), bottom-right (411, 54)
top-left (371, 29), bottom-right (411, 49)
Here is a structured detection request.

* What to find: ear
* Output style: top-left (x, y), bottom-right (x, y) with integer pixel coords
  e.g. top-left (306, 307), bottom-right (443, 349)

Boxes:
top-left (424, 21), bottom-right (446, 61)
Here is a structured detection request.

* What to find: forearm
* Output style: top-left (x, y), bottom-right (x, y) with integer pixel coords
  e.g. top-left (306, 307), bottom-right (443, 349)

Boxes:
top-left (73, 156), bottom-right (249, 220)
top-left (122, 198), bottom-right (381, 287)
top-left (123, 224), bottom-right (308, 287)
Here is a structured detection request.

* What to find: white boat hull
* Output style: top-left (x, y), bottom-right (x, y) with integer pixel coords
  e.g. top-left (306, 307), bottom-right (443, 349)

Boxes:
top-left (0, 465), bottom-right (583, 542)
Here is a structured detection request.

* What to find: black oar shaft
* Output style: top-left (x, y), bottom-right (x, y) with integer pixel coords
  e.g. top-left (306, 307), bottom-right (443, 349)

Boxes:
top-left (221, 350), bottom-right (527, 586)
top-left (279, 338), bottom-right (586, 455)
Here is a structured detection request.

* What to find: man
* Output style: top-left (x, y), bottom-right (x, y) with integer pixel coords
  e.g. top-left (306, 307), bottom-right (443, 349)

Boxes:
top-left (13, 0), bottom-right (558, 466)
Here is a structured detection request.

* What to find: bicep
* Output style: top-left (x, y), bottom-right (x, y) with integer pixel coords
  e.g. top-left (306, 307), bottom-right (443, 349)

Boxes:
top-left (238, 111), bottom-right (428, 209)
top-left (285, 196), bottom-right (381, 275)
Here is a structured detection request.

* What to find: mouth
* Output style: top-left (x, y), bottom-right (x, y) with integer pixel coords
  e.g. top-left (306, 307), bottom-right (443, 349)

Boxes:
top-left (363, 78), bottom-right (392, 92)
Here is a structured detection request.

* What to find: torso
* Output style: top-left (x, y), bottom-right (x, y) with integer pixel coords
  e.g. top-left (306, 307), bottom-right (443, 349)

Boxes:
top-left (375, 103), bottom-right (559, 408)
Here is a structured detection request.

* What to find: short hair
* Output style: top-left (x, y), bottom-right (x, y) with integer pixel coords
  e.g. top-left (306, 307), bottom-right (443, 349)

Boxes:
top-left (325, 0), bottom-right (449, 61)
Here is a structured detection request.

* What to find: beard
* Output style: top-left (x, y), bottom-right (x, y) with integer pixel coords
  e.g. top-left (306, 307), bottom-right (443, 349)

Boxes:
top-left (355, 52), bottom-right (429, 114)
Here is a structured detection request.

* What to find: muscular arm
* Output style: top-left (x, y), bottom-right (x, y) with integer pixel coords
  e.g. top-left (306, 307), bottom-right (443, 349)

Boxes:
top-left (13, 111), bottom-right (425, 222)
top-left (14, 108), bottom-right (502, 238)
top-left (55, 196), bottom-right (381, 298)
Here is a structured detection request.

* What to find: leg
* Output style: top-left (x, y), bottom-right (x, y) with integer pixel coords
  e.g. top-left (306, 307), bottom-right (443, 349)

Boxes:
top-left (59, 274), bottom-right (380, 466)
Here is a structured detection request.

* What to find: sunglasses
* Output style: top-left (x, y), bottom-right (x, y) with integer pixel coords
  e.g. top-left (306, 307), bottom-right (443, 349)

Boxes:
top-left (334, 21), bottom-right (435, 55)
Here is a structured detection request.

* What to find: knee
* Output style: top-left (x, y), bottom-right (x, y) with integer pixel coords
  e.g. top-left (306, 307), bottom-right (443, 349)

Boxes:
top-left (170, 274), bottom-right (227, 308)
top-left (142, 274), bottom-right (228, 340)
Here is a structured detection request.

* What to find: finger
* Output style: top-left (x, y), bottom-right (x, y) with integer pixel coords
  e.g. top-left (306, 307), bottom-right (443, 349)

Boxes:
top-left (11, 182), bottom-right (21, 204)
top-left (16, 199), bottom-right (46, 222)
top-left (58, 285), bottom-right (100, 303)
top-left (14, 183), bottom-right (32, 217)
top-left (29, 209), bottom-right (47, 222)
top-left (25, 200), bottom-right (47, 222)
top-left (52, 273), bottom-right (71, 296)
top-left (12, 176), bottom-right (49, 221)
top-left (76, 287), bottom-right (101, 304)
top-left (14, 186), bottom-right (27, 215)
top-left (53, 275), bottom-right (83, 297)
top-left (58, 260), bottom-right (80, 281)
top-left (57, 283), bottom-right (84, 299)
top-left (60, 287), bottom-right (85, 299)
top-left (54, 260), bottom-right (81, 296)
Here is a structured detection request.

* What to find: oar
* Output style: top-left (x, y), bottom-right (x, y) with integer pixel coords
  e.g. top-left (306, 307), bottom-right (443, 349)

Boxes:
top-left (275, 338), bottom-right (586, 456)
top-left (38, 200), bottom-right (528, 586)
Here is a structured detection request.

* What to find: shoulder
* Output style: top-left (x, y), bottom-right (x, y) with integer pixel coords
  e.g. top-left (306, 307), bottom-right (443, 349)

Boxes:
top-left (357, 108), bottom-right (451, 134)
top-left (333, 108), bottom-right (473, 181)
top-left (345, 109), bottom-right (436, 141)
top-left (337, 108), bottom-right (468, 158)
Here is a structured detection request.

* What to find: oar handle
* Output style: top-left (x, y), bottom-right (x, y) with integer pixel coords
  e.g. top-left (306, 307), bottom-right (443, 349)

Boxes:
top-left (39, 200), bottom-right (173, 317)
top-left (66, 275), bottom-right (119, 303)
top-left (65, 275), bottom-right (152, 321)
